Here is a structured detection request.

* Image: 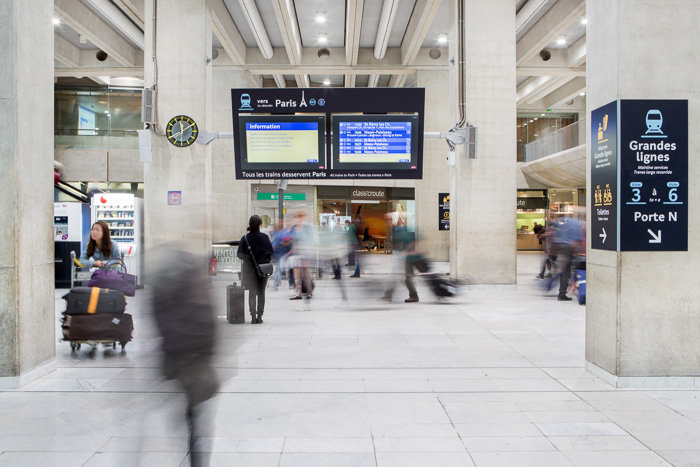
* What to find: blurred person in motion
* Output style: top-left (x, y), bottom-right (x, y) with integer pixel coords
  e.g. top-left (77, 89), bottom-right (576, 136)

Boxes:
top-left (345, 220), bottom-right (362, 278)
top-left (238, 215), bottom-right (274, 323)
top-left (288, 211), bottom-right (315, 300)
top-left (270, 219), bottom-right (291, 291)
top-left (382, 211), bottom-right (422, 303)
top-left (535, 216), bottom-right (558, 279)
top-left (78, 221), bottom-right (121, 268)
top-left (150, 244), bottom-right (219, 466)
top-left (555, 209), bottom-right (585, 301)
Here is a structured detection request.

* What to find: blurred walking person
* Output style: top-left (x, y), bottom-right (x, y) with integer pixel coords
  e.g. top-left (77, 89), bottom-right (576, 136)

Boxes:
top-left (150, 244), bottom-right (220, 466)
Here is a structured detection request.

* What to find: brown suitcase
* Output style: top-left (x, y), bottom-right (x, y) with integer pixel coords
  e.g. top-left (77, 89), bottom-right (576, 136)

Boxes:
top-left (62, 313), bottom-right (133, 343)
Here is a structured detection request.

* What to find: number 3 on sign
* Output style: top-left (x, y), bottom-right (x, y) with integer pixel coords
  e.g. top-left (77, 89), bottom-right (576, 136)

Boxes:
top-left (631, 188), bottom-right (641, 202)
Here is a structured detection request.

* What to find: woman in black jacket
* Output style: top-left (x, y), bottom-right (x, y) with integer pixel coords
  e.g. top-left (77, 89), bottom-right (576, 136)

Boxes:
top-left (237, 215), bottom-right (274, 323)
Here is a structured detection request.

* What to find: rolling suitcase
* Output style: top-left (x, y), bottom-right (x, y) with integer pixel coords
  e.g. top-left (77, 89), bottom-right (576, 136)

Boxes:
top-left (63, 287), bottom-right (127, 315)
top-left (62, 313), bottom-right (133, 343)
top-left (226, 282), bottom-right (245, 323)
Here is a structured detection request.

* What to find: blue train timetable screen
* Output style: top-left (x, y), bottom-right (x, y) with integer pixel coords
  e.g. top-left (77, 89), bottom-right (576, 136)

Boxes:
top-left (338, 121), bottom-right (412, 163)
top-left (245, 121), bottom-right (320, 163)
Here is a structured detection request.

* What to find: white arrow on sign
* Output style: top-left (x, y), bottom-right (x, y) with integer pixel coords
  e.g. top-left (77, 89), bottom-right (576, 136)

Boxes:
top-left (648, 229), bottom-right (662, 243)
top-left (599, 228), bottom-right (607, 243)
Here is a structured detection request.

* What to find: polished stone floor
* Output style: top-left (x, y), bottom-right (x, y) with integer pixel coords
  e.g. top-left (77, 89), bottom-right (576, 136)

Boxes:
top-left (2, 253), bottom-right (700, 466)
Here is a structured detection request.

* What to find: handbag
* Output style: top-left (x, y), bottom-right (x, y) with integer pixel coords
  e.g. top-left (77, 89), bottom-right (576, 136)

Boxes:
top-left (244, 234), bottom-right (273, 279)
top-left (88, 259), bottom-right (136, 296)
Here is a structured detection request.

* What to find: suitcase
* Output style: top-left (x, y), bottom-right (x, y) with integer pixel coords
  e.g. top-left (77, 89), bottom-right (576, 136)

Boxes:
top-left (63, 287), bottom-right (127, 315)
top-left (226, 282), bottom-right (245, 324)
top-left (426, 273), bottom-right (456, 298)
top-left (62, 313), bottom-right (133, 342)
top-left (575, 269), bottom-right (586, 305)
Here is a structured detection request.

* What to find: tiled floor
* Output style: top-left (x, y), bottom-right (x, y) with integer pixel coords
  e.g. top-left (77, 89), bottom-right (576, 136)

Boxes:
top-left (2, 252), bottom-right (699, 466)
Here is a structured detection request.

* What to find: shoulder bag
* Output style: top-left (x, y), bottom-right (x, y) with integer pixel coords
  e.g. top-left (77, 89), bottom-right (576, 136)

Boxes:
top-left (88, 259), bottom-right (136, 296)
top-left (245, 234), bottom-right (273, 279)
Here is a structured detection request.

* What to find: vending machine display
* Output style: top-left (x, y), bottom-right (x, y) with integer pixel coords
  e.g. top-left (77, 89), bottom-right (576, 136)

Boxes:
top-left (92, 193), bottom-right (144, 285)
top-left (54, 202), bottom-right (91, 288)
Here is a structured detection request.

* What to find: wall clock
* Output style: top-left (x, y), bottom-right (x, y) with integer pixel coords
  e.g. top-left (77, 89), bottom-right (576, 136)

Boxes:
top-left (166, 115), bottom-right (198, 147)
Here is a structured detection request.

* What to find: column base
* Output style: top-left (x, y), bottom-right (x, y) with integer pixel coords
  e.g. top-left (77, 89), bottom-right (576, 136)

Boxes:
top-left (0, 360), bottom-right (57, 389)
top-left (586, 360), bottom-right (700, 389)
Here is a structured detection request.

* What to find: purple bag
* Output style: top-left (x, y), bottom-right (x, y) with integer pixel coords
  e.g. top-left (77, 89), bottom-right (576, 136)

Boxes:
top-left (88, 260), bottom-right (136, 296)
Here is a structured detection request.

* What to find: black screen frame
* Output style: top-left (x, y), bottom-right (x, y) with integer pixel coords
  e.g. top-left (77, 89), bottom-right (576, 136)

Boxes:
top-left (237, 114), bottom-right (327, 173)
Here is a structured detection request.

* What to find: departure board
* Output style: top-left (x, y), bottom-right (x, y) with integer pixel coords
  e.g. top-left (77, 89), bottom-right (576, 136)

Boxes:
top-left (338, 121), bottom-right (412, 163)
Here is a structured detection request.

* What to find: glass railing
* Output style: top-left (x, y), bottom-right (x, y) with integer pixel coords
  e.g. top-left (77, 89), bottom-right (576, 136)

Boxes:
top-left (54, 129), bottom-right (139, 150)
top-left (524, 119), bottom-right (585, 162)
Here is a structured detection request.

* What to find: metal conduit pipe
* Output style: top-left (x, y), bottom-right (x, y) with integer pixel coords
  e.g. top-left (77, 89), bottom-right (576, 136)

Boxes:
top-left (373, 0), bottom-right (400, 60)
top-left (84, 0), bottom-right (145, 49)
top-left (455, 0), bottom-right (466, 129)
top-left (238, 0), bottom-right (274, 59)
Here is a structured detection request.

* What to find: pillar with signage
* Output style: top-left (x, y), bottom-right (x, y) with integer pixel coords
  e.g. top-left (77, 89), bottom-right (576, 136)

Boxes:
top-left (587, 0), bottom-right (699, 386)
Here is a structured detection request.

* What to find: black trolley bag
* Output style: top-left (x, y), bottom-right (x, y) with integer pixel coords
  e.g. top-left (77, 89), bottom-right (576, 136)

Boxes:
top-left (63, 287), bottom-right (126, 314)
top-left (62, 313), bottom-right (134, 343)
top-left (226, 281), bottom-right (245, 323)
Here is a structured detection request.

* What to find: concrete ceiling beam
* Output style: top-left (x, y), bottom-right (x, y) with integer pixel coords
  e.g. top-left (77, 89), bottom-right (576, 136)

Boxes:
top-left (55, 0), bottom-right (138, 67)
top-left (345, 0), bottom-right (364, 66)
top-left (54, 33), bottom-right (80, 68)
top-left (212, 0), bottom-right (247, 65)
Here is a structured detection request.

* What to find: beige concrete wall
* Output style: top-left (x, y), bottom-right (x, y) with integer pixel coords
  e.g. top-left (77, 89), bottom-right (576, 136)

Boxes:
top-left (55, 148), bottom-right (142, 182)
top-left (449, 0), bottom-right (517, 284)
top-left (0, 0), bottom-right (55, 383)
top-left (586, 0), bottom-right (700, 378)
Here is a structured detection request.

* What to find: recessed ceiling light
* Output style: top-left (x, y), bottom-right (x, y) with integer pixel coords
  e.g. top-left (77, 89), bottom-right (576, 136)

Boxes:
top-left (556, 35), bottom-right (566, 45)
top-left (318, 33), bottom-right (327, 43)
top-left (579, 92), bottom-right (586, 96)
top-left (316, 11), bottom-right (326, 23)
top-left (104, 110), bottom-right (109, 113)
top-left (540, 113), bottom-right (545, 116)
top-left (53, 18), bottom-right (60, 25)
top-left (581, 17), bottom-right (587, 25)
top-left (437, 33), bottom-right (448, 44)
top-left (323, 78), bottom-right (331, 86)
top-left (534, 117), bottom-right (538, 120)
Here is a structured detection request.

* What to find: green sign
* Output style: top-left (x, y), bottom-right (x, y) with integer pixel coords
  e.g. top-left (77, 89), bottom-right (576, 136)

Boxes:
top-left (256, 193), bottom-right (306, 201)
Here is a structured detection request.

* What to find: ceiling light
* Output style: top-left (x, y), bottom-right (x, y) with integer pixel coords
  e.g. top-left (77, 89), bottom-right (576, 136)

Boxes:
top-left (556, 35), bottom-right (566, 45)
top-left (315, 11), bottom-right (326, 23)
top-left (79, 34), bottom-right (88, 44)
top-left (53, 18), bottom-right (60, 25)
top-left (534, 118), bottom-right (538, 120)
top-left (540, 113), bottom-right (545, 116)
top-left (437, 33), bottom-right (448, 44)
top-left (104, 110), bottom-right (109, 113)
top-left (579, 92), bottom-right (586, 96)
top-left (581, 17), bottom-right (587, 25)
top-left (323, 78), bottom-right (331, 86)
top-left (318, 33), bottom-right (327, 43)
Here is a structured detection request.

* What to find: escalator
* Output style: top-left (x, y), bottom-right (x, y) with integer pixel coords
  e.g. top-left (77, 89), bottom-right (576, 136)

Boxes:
top-left (55, 180), bottom-right (89, 203)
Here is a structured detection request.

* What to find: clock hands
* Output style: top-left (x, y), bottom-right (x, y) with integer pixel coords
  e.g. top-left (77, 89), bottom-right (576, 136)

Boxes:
top-left (170, 122), bottom-right (194, 139)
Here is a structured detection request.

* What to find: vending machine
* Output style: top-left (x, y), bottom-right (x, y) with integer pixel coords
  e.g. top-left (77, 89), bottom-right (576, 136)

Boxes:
top-left (54, 202), bottom-right (91, 288)
top-left (91, 193), bottom-right (144, 285)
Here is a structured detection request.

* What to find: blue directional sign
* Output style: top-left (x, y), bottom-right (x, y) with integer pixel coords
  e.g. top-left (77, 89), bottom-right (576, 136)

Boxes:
top-left (619, 100), bottom-right (688, 251)
top-left (591, 101), bottom-right (619, 250)
top-left (591, 100), bottom-right (688, 251)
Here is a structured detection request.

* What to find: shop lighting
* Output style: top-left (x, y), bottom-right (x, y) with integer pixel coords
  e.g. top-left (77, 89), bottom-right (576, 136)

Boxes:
top-left (437, 33), bottom-right (448, 44)
top-left (316, 11), bottom-right (326, 23)
top-left (318, 33), bottom-right (327, 43)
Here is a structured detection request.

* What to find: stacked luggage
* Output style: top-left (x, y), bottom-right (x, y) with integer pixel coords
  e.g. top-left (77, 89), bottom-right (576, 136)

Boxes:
top-left (61, 286), bottom-right (133, 354)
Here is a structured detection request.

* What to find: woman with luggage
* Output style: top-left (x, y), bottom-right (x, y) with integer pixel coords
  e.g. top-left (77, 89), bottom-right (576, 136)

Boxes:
top-left (79, 221), bottom-right (121, 268)
top-left (237, 215), bottom-right (274, 324)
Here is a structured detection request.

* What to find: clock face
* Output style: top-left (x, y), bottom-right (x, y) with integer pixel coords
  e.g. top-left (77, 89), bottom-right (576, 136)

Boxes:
top-left (166, 115), bottom-right (198, 147)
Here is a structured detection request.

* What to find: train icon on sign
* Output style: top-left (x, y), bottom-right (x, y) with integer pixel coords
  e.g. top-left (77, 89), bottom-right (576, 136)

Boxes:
top-left (642, 109), bottom-right (666, 138)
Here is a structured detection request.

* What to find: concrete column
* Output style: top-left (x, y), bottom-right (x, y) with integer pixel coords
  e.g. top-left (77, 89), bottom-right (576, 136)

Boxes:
top-left (212, 67), bottom-right (253, 241)
top-left (416, 70), bottom-right (451, 261)
top-left (586, 0), bottom-right (700, 385)
top-left (449, 0), bottom-right (517, 284)
top-left (0, 0), bottom-right (56, 387)
top-left (143, 0), bottom-right (213, 259)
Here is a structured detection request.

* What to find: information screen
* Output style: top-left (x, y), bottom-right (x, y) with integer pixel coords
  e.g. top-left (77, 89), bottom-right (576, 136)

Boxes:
top-left (78, 106), bottom-right (96, 135)
top-left (332, 114), bottom-right (419, 171)
top-left (237, 115), bottom-right (326, 173)
top-left (245, 121), bottom-right (320, 163)
top-left (338, 121), bottom-right (412, 163)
